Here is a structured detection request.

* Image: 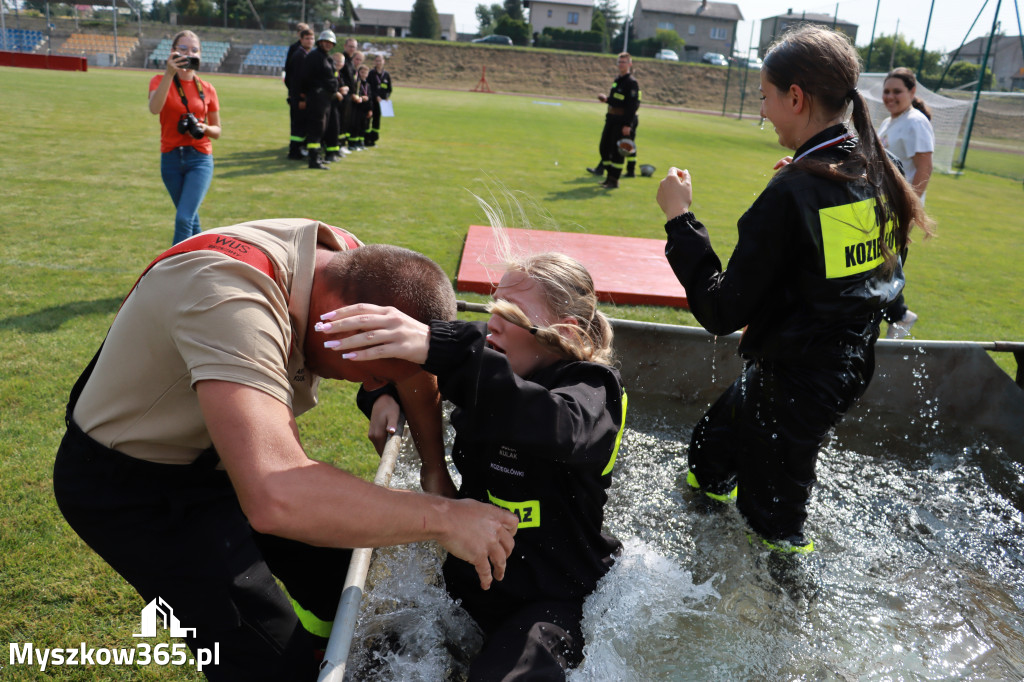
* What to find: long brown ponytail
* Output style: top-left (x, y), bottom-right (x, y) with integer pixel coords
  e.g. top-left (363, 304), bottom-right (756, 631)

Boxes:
top-left (763, 26), bottom-right (933, 274)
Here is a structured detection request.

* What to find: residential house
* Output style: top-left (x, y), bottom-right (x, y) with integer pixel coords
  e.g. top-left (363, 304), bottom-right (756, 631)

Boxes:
top-left (949, 34), bottom-right (1024, 91)
top-left (523, 0), bottom-right (594, 36)
top-left (758, 9), bottom-right (857, 58)
top-left (353, 8), bottom-right (457, 40)
top-left (631, 0), bottom-right (742, 61)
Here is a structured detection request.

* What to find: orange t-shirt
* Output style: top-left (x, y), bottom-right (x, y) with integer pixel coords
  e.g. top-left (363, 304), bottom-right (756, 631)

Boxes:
top-left (149, 74), bottom-right (219, 154)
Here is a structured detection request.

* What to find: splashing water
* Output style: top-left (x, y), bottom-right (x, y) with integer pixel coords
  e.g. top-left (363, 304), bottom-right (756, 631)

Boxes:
top-left (344, 410), bottom-right (1024, 680)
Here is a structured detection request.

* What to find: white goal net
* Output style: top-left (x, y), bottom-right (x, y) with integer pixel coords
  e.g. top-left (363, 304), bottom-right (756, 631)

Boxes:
top-left (857, 73), bottom-right (971, 174)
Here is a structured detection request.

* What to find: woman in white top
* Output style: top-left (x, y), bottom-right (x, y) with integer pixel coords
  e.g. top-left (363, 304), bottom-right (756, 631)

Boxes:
top-left (878, 67), bottom-right (934, 338)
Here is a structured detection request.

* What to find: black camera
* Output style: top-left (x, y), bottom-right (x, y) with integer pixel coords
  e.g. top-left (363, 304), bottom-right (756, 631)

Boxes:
top-left (177, 113), bottom-right (205, 139)
top-left (176, 54), bottom-right (200, 70)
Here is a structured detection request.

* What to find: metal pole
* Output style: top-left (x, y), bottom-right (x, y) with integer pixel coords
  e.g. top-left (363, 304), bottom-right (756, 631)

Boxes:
top-left (113, 0), bottom-right (119, 65)
top-left (888, 18), bottom-right (899, 71)
top-left (1, 0), bottom-right (8, 52)
top-left (721, 58), bottom-right (732, 116)
top-left (737, 20), bottom-right (755, 120)
top-left (867, 0), bottom-right (881, 71)
top-left (1016, 0), bottom-right (1024, 92)
top-left (957, 0), bottom-right (1003, 169)
top-left (937, 0), bottom-right (989, 89)
top-left (622, 9), bottom-right (629, 51)
top-left (317, 415), bottom-right (407, 682)
top-left (917, 0), bottom-right (935, 74)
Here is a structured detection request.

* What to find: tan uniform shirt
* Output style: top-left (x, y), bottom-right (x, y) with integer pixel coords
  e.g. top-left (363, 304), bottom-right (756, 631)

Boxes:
top-left (74, 218), bottom-right (361, 464)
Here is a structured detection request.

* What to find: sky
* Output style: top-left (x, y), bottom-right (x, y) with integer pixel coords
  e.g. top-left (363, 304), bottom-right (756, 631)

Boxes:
top-left (354, 0), bottom-right (1016, 55)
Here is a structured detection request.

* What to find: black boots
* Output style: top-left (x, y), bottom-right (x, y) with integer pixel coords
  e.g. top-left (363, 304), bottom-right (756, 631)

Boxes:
top-left (601, 169), bottom-right (621, 189)
top-left (287, 141), bottom-right (304, 160)
top-left (308, 148), bottom-right (329, 170)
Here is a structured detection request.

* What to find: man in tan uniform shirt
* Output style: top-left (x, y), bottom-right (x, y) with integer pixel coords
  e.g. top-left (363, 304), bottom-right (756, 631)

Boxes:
top-left (54, 218), bottom-right (517, 681)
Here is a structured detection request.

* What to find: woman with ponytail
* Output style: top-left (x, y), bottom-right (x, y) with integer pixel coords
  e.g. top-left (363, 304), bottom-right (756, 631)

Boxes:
top-left (317, 250), bottom-right (625, 680)
top-left (878, 66), bottom-right (935, 338)
top-left (656, 25), bottom-right (932, 553)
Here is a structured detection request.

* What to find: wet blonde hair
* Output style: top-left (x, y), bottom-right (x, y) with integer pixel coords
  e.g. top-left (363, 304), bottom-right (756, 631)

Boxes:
top-left (473, 189), bottom-right (614, 366)
top-left (489, 254), bottom-right (615, 366)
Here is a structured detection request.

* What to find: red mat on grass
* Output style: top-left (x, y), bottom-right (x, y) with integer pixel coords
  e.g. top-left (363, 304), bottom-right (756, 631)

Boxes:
top-left (456, 225), bottom-right (688, 308)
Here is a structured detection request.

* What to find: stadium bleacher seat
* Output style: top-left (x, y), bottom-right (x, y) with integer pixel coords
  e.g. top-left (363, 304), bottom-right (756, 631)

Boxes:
top-left (57, 32), bottom-right (138, 63)
top-left (241, 43), bottom-right (288, 73)
top-left (1, 28), bottom-right (45, 53)
top-left (149, 37), bottom-right (230, 72)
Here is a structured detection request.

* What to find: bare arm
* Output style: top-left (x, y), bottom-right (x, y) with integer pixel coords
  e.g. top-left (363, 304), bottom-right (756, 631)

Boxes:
top-left (395, 370), bottom-right (458, 498)
top-left (199, 109), bottom-right (222, 140)
top-left (148, 56), bottom-right (185, 115)
top-left (196, 379), bottom-right (516, 589)
top-left (911, 151), bottom-right (932, 198)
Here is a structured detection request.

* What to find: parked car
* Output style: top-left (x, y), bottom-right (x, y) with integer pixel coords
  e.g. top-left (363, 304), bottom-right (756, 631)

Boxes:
top-left (472, 34), bottom-right (513, 46)
top-left (745, 57), bottom-right (763, 69)
top-left (655, 49), bottom-right (679, 61)
top-left (701, 52), bottom-right (728, 66)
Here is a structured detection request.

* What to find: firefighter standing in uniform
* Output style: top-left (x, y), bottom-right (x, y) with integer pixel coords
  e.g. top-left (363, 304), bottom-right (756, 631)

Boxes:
top-left (586, 52), bottom-right (640, 189)
top-left (300, 30), bottom-right (340, 170)
top-left (338, 38), bottom-right (358, 152)
top-left (284, 28), bottom-right (314, 160)
top-left (365, 54), bottom-right (392, 147)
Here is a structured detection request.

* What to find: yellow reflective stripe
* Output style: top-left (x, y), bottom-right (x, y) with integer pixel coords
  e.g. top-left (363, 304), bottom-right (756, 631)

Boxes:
top-left (611, 92), bottom-right (625, 100)
top-left (686, 470), bottom-right (737, 502)
top-left (819, 198), bottom-right (896, 278)
top-left (752, 534), bottom-right (815, 554)
top-left (602, 390), bottom-right (627, 476)
top-left (487, 491), bottom-right (540, 528)
top-left (288, 596), bottom-right (333, 637)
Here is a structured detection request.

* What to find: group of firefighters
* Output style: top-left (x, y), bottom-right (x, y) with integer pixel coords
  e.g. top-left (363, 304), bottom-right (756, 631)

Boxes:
top-left (283, 25), bottom-right (393, 170)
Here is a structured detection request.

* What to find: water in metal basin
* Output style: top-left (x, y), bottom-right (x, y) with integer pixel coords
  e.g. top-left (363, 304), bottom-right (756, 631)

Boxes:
top-left (346, 414), bottom-right (1024, 680)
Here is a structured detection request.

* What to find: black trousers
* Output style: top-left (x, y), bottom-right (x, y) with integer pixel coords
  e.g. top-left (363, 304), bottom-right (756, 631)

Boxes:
top-left (53, 420), bottom-right (352, 681)
top-left (444, 560), bottom-right (585, 681)
top-left (288, 96), bottom-right (306, 143)
top-left (598, 114), bottom-right (630, 181)
top-left (304, 89), bottom-right (336, 150)
top-left (368, 99), bottom-right (383, 144)
top-left (688, 354), bottom-right (872, 543)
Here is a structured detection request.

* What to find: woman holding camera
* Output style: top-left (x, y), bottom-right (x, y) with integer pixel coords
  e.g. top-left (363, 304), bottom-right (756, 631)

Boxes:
top-left (149, 30), bottom-right (221, 245)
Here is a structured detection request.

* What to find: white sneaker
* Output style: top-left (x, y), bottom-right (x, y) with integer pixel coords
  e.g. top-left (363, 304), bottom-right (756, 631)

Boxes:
top-left (886, 310), bottom-right (918, 339)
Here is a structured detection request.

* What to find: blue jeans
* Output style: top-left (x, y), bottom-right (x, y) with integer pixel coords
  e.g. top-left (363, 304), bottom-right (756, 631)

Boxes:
top-left (161, 147), bottom-right (214, 245)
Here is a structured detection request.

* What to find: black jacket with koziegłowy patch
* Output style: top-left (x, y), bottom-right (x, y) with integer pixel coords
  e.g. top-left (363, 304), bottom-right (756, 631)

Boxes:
top-left (665, 124), bottom-right (906, 366)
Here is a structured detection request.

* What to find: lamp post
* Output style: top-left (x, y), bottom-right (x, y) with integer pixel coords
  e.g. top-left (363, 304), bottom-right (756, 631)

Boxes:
top-left (622, 0), bottom-right (637, 52)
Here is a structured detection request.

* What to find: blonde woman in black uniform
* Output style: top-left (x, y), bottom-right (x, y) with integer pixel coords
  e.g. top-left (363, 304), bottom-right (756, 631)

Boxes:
top-left (316, 251), bottom-right (626, 680)
top-left (657, 25), bottom-right (933, 554)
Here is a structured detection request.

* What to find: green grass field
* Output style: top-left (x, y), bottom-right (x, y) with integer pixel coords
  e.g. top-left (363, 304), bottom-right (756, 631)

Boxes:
top-left (1, 64), bottom-right (1021, 680)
